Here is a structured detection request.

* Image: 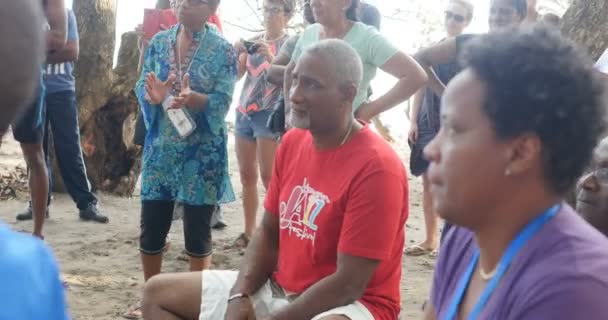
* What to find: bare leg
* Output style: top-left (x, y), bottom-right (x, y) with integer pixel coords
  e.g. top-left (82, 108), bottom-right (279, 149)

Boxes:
top-left (257, 138), bottom-right (278, 190)
top-left (141, 253), bottom-right (163, 282)
top-left (142, 272), bottom-right (202, 320)
top-left (21, 143), bottom-right (48, 238)
top-left (189, 256), bottom-right (212, 271)
top-left (236, 136), bottom-right (259, 238)
top-left (420, 173), bottom-right (439, 250)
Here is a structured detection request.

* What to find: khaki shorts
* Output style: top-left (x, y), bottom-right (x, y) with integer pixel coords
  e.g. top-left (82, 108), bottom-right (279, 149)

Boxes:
top-left (199, 270), bottom-right (375, 320)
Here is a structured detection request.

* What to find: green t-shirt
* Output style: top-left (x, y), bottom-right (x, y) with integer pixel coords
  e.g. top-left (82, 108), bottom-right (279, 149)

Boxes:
top-left (290, 22), bottom-right (399, 111)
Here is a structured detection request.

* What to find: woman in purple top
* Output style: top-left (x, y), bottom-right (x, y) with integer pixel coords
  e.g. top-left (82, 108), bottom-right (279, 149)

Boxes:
top-left (423, 26), bottom-right (608, 319)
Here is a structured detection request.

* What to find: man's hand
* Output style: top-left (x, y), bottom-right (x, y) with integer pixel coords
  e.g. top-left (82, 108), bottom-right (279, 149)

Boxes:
top-left (145, 72), bottom-right (175, 105)
top-left (225, 297), bottom-right (256, 320)
top-left (408, 123), bottom-right (418, 143)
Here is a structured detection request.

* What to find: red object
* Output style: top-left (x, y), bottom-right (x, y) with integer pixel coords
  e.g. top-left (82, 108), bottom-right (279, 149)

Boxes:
top-left (264, 125), bottom-right (409, 320)
top-left (143, 9), bottom-right (178, 40)
top-left (207, 13), bottom-right (223, 33)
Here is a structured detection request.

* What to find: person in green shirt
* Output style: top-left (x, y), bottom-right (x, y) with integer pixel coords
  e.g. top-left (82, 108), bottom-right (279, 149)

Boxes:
top-left (276, 0), bottom-right (427, 123)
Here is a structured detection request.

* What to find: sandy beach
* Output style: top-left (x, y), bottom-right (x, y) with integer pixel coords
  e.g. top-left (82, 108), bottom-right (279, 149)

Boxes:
top-left (0, 131), bottom-right (434, 319)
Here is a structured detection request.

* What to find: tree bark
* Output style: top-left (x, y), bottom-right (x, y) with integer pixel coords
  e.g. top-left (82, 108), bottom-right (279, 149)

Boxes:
top-left (560, 0), bottom-right (608, 60)
top-left (54, 0), bottom-right (142, 196)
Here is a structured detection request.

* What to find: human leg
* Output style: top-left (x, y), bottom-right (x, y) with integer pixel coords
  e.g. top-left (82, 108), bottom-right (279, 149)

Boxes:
top-left (182, 203), bottom-right (215, 271)
top-left (257, 137), bottom-right (278, 190)
top-left (235, 112), bottom-right (259, 242)
top-left (140, 200), bottom-right (174, 281)
top-left (141, 272), bottom-right (203, 320)
top-left (46, 91), bottom-right (107, 222)
top-left (13, 98), bottom-right (47, 237)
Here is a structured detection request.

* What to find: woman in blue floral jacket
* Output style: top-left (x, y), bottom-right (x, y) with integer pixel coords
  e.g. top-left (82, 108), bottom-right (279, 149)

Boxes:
top-left (134, 0), bottom-right (236, 283)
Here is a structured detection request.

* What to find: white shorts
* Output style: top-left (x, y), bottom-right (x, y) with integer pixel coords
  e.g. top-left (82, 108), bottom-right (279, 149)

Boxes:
top-left (199, 270), bottom-right (375, 320)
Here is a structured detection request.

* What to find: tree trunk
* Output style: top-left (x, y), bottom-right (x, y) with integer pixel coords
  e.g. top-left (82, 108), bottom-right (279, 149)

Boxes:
top-left (55, 0), bottom-right (142, 196)
top-left (560, 0), bottom-right (608, 60)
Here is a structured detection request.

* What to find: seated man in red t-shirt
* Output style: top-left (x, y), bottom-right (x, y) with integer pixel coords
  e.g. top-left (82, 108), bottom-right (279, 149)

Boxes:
top-left (140, 39), bottom-right (409, 320)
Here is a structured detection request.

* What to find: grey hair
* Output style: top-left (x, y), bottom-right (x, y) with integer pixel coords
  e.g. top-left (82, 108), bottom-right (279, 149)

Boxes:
top-left (301, 39), bottom-right (363, 90)
top-left (0, 0), bottom-right (45, 131)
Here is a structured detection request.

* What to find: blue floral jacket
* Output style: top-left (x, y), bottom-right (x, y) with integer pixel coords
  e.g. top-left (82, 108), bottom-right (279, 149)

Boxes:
top-left (135, 24), bottom-right (237, 205)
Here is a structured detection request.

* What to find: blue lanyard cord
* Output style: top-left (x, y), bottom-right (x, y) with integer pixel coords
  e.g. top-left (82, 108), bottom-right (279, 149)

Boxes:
top-left (444, 204), bottom-right (561, 320)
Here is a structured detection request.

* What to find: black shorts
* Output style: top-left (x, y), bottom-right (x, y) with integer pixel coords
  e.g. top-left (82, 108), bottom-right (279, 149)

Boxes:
top-left (140, 200), bottom-right (214, 257)
top-left (13, 94), bottom-right (45, 144)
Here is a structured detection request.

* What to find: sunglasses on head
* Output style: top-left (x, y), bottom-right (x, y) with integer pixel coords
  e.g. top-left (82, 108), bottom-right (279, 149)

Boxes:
top-left (445, 11), bottom-right (466, 23)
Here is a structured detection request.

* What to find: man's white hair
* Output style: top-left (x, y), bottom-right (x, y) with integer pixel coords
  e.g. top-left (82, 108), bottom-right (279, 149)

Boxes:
top-left (0, 0), bottom-right (44, 130)
top-left (302, 39), bottom-right (363, 91)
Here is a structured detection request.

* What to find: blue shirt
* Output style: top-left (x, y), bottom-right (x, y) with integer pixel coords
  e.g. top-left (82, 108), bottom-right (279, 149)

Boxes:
top-left (44, 9), bottom-right (78, 94)
top-left (135, 24), bottom-right (237, 205)
top-left (0, 224), bottom-right (69, 319)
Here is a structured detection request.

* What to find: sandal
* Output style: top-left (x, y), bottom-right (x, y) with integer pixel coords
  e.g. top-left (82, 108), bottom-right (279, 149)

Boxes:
top-left (122, 302), bottom-right (142, 319)
top-left (403, 244), bottom-right (435, 257)
top-left (224, 233), bottom-right (250, 250)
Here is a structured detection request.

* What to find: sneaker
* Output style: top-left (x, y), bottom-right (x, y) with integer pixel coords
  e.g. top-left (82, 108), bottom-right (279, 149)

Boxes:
top-left (16, 206), bottom-right (49, 221)
top-left (79, 203), bottom-right (109, 223)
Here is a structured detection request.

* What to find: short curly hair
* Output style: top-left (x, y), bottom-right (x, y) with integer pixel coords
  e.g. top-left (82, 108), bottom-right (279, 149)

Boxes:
top-left (346, 0), bottom-right (360, 21)
top-left (460, 25), bottom-right (607, 194)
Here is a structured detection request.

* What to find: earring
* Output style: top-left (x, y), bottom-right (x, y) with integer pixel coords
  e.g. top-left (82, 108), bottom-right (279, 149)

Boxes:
top-left (505, 168), bottom-right (512, 176)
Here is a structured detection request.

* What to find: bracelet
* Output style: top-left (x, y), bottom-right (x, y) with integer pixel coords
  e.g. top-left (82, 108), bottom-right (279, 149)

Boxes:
top-left (228, 292), bottom-right (249, 303)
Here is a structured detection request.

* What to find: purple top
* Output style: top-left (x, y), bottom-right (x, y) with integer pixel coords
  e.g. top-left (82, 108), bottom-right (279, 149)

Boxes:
top-left (431, 204), bottom-right (608, 319)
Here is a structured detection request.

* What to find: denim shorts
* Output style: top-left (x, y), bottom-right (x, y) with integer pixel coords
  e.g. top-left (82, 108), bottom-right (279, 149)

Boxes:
top-left (13, 94), bottom-right (45, 144)
top-left (235, 109), bottom-right (278, 141)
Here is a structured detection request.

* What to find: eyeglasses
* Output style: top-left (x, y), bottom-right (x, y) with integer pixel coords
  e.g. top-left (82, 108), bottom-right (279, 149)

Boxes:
top-left (262, 6), bottom-right (287, 16)
top-left (589, 167), bottom-right (608, 181)
top-left (445, 11), bottom-right (466, 23)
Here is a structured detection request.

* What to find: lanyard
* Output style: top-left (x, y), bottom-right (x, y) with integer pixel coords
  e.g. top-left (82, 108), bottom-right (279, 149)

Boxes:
top-left (444, 204), bottom-right (560, 320)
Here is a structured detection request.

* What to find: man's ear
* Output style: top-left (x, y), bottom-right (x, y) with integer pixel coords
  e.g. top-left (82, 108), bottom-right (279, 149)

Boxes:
top-left (340, 83), bottom-right (358, 105)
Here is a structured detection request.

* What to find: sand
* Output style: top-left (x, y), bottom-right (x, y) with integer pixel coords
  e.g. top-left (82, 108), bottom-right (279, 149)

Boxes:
top-left (0, 132), bottom-right (435, 320)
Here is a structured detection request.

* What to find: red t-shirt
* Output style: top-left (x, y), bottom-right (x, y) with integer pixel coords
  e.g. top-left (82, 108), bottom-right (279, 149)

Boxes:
top-left (264, 125), bottom-right (409, 320)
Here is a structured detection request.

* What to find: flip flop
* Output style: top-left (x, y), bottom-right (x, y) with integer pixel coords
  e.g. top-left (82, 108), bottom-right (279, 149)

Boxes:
top-left (122, 302), bottom-right (142, 319)
top-left (403, 244), bottom-right (435, 257)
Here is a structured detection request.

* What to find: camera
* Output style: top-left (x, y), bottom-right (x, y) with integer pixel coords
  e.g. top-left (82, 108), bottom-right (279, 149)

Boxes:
top-left (243, 40), bottom-right (259, 55)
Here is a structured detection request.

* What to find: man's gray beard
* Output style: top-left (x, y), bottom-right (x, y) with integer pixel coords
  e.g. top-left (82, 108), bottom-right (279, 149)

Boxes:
top-left (288, 109), bottom-right (310, 130)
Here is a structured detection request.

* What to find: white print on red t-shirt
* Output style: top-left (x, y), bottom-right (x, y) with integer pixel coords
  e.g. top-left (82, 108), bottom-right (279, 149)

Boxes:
top-left (279, 178), bottom-right (330, 244)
